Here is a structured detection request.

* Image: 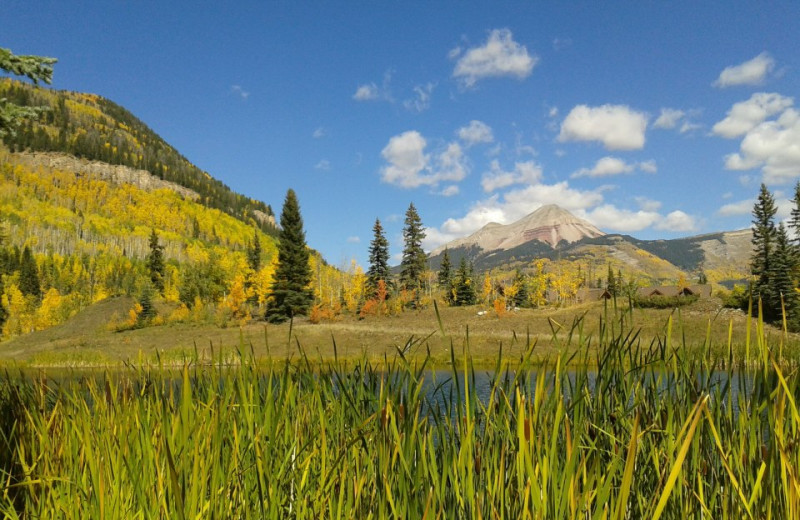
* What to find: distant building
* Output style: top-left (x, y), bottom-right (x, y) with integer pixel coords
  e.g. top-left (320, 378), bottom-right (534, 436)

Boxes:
top-left (636, 284), bottom-right (711, 299)
top-left (576, 287), bottom-right (612, 302)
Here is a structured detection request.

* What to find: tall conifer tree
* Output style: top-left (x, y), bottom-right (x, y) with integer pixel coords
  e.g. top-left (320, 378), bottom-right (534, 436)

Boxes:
top-left (266, 189), bottom-right (312, 323)
top-left (453, 257), bottom-right (476, 306)
top-left (146, 229), bottom-right (165, 294)
top-left (247, 230), bottom-right (262, 273)
top-left (19, 245), bottom-right (40, 299)
top-left (437, 249), bottom-right (454, 304)
top-left (767, 223), bottom-right (798, 326)
top-left (366, 218), bottom-right (390, 298)
top-left (399, 203), bottom-right (427, 292)
top-left (751, 183), bottom-right (778, 304)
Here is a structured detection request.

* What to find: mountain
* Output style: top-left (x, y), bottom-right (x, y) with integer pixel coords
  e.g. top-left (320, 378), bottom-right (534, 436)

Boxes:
top-left (0, 78), bottom-right (277, 235)
top-left (428, 205), bottom-right (751, 287)
top-left (432, 204), bottom-right (605, 255)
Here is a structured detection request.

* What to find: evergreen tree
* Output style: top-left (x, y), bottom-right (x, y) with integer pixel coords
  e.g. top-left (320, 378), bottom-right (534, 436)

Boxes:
top-left (767, 223), bottom-right (799, 327)
top-left (146, 229), bottom-right (165, 294)
top-left (266, 189), bottom-right (313, 323)
top-left (791, 180), bottom-right (800, 248)
top-left (606, 264), bottom-right (617, 296)
top-left (512, 269), bottom-right (530, 308)
top-left (400, 203), bottom-right (427, 294)
top-left (437, 249), bottom-right (454, 304)
top-left (138, 282), bottom-right (156, 324)
top-left (0, 47), bottom-right (57, 138)
top-left (19, 246), bottom-right (41, 299)
top-left (453, 258), bottom-right (477, 306)
top-left (247, 229), bottom-right (262, 272)
top-left (366, 218), bottom-right (390, 299)
top-left (751, 183), bottom-right (778, 305)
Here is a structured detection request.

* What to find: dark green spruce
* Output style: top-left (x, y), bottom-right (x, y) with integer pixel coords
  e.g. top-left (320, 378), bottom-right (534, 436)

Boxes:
top-left (751, 183), bottom-right (778, 308)
top-left (146, 229), bottom-right (166, 294)
top-left (453, 257), bottom-right (476, 306)
top-left (399, 203), bottom-right (427, 294)
top-left (366, 218), bottom-right (390, 299)
top-left (437, 249), bottom-right (454, 304)
top-left (19, 246), bottom-right (41, 300)
top-left (266, 189), bottom-right (312, 323)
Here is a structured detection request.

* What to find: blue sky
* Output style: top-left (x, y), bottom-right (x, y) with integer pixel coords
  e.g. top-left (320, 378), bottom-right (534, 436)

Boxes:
top-left (5, 2), bottom-right (800, 266)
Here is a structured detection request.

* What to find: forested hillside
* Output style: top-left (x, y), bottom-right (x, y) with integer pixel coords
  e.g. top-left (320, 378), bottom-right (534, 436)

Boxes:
top-left (0, 146), bottom-right (361, 339)
top-left (0, 78), bottom-right (276, 235)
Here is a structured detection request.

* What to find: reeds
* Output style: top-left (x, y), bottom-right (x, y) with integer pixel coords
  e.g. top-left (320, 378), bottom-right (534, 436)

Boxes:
top-left (0, 308), bottom-right (797, 518)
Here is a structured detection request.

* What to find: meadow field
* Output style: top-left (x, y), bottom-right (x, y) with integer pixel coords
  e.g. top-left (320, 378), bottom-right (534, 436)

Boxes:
top-left (0, 295), bottom-right (781, 367)
top-left (0, 301), bottom-right (798, 517)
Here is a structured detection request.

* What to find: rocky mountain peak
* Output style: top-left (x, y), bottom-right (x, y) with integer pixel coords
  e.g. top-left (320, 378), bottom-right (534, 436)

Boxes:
top-left (431, 204), bottom-right (605, 255)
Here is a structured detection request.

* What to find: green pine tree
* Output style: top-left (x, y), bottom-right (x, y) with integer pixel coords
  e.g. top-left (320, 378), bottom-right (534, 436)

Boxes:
top-left (512, 269), bottom-right (530, 308)
top-left (266, 189), bottom-right (313, 323)
top-left (247, 230), bottom-right (262, 273)
top-left (19, 245), bottom-right (41, 299)
top-left (0, 47), bottom-right (57, 138)
top-left (606, 264), bottom-right (617, 296)
top-left (453, 257), bottom-right (476, 306)
top-left (767, 223), bottom-right (798, 327)
top-left (366, 218), bottom-right (391, 299)
top-left (751, 183), bottom-right (778, 307)
top-left (138, 282), bottom-right (156, 324)
top-left (791, 180), bottom-right (800, 248)
top-left (399, 203), bottom-right (427, 294)
top-left (437, 249), bottom-right (454, 304)
top-left (146, 229), bottom-right (165, 294)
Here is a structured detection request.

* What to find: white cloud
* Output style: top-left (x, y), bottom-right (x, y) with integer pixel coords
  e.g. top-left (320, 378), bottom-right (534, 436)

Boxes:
top-left (403, 83), bottom-right (436, 112)
top-left (717, 199), bottom-right (753, 216)
top-left (571, 157), bottom-right (657, 178)
top-left (714, 52), bottom-right (775, 88)
top-left (724, 107), bottom-right (800, 183)
top-left (583, 205), bottom-right (661, 232)
top-left (379, 131), bottom-right (468, 190)
top-left (481, 160), bottom-right (543, 192)
top-left (315, 159), bottom-right (331, 171)
top-left (558, 104), bottom-right (648, 150)
top-left (571, 156), bottom-right (635, 178)
top-left (457, 120), bottom-right (494, 146)
top-left (353, 83), bottom-right (380, 101)
top-left (312, 127), bottom-right (326, 139)
top-left (712, 92), bottom-right (793, 138)
top-left (453, 29), bottom-right (538, 87)
top-left (653, 108), bottom-right (685, 129)
top-left (230, 85), bottom-right (250, 100)
top-left (440, 185), bottom-right (460, 197)
top-left (635, 196), bottom-right (662, 212)
top-left (679, 121), bottom-right (702, 134)
top-left (655, 210), bottom-right (697, 232)
top-left (639, 160), bottom-right (658, 173)
top-left (346, 236), bottom-right (360, 244)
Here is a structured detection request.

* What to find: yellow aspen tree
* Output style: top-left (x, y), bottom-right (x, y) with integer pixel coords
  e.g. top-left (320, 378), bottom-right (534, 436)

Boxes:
top-left (224, 273), bottom-right (249, 320)
top-left (35, 288), bottom-right (63, 329)
top-left (2, 283), bottom-right (31, 337)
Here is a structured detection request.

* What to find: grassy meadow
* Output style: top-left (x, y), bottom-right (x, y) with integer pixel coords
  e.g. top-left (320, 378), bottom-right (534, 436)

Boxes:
top-left (0, 300), bottom-right (798, 517)
top-left (0, 294), bottom-right (785, 367)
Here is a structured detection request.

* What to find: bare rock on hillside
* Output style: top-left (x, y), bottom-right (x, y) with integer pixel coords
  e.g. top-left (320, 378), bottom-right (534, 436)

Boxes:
top-left (13, 152), bottom-right (200, 200)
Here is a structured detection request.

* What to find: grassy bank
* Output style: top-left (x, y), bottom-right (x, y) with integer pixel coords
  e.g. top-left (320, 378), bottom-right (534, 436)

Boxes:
top-left (0, 308), bottom-right (798, 517)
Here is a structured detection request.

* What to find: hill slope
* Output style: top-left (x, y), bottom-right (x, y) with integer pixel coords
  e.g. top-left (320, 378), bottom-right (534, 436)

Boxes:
top-left (0, 78), bottom-right (276, 234)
